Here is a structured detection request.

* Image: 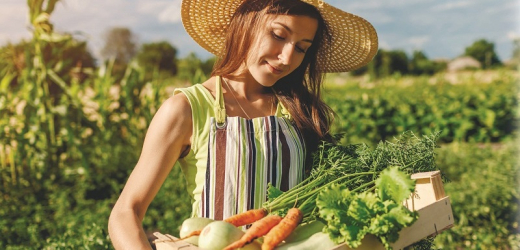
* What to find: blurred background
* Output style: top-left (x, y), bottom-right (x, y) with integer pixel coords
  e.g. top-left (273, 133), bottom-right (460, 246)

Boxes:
top-left (0, 0), bottom-right (518, 249)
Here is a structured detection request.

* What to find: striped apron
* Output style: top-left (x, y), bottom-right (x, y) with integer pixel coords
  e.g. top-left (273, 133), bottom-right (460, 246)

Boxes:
top-left (198, 77), bottom-right (306, 220)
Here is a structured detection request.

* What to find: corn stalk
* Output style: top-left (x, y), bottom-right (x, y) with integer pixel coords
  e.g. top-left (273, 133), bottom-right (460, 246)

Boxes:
top-left (0, 0), bottom-right (68, 209)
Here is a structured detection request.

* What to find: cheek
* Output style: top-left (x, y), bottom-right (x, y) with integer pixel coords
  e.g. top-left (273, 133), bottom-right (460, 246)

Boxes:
top-left (287, 54), bottom-right (306, 74)
top-left (257, 36), bottom-right (280, 56)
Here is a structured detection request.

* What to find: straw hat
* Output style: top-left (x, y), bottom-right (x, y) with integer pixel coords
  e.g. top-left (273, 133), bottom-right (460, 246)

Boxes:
top-left (181, 0), bottom-right (378, 73)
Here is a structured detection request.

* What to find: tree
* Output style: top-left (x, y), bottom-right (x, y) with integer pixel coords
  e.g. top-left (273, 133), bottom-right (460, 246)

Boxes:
top-left (366, 49), bottom-right (409, 78)
top-left (100, 27), bottom-right (137, 64)
top-left (464, 39), bottom-right (501, 68)
top-left (510, 38), bottom-right (520, 68)
top-left (409, 50), bottom-right (442, 75)
top-left (351, 49), bottom-right (409, 78)
top-left (513, 39), bottom-right (520, 60)
top-left (136, 41), bottom-right (178, 76)
top-left (200, 56), bottom-right (217, 76)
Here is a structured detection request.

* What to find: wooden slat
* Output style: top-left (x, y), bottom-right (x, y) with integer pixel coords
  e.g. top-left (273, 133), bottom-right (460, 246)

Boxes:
top-left (329, 197), bottom-right (454, 250)
top-left (392, 196), bottom-right (454, 249)
top-left (153, 232), bottom-right (199, 250)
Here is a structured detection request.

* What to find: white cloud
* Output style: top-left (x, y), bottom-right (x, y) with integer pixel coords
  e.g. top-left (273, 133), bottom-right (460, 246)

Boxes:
top-left (432, 1), bottom-right (473, 11)
top-left (378, 40), bottom-right (391, 50)
top-left (364, 11), bottom-right (393, 24)
top-left (0, 2), bottom-right (31, 44)
top-left (158, 0), bottom-right (182, 23)
top-left (137, 1), bottom-right (168, 14)
top-left (334, 0), bottom-right (434, 11)
top-left (0, 0), bottom-right (516, 61)
top-left (61, 0), bottom-right (89, 11)
top-left (135, 0), bottom-right (182, 23)
top-left (408, 36), bottom-right (430, 48)
top-left (484, 1), bottom-right (519, 14)
top-left (508, 31), bottom-right (519, 40)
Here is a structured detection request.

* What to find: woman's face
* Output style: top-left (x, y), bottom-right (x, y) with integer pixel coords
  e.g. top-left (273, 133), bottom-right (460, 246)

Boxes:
top-left (243, 14), bottom-right (318, 87)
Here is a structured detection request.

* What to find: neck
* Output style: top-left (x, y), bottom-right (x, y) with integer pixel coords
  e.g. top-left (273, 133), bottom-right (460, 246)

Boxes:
top-left (222, 74), bottom-right (270, 101)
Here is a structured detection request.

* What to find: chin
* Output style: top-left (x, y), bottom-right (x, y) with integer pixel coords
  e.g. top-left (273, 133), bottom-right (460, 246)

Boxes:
top-left (259, 77), bottom-right (281, 87)
top-left (252, 69), bottom-right (287, 87)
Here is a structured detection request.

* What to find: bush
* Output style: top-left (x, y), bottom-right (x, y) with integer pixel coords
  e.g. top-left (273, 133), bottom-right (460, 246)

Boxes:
top-left (433, 139), bottom-right (520, 249)
top-left (324, 71), bottom-right (519, 144)
top-left (0, 56), bottom-right (190, 248)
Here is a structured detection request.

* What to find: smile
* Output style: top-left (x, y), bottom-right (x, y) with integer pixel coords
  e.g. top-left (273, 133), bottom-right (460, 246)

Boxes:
top-left (266, 62), bottom-right (283, 74)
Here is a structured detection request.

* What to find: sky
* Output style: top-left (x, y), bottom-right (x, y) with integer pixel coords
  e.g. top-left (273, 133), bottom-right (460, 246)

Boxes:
top-left (1, 0), bottom-right (519, 62)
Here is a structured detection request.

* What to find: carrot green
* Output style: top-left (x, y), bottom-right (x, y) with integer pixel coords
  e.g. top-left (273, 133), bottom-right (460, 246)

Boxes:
top-left (262, 132), bottom-right (442, 249)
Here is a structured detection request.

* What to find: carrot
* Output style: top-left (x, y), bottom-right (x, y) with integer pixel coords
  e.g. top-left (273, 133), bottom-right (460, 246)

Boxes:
top-left (261, 208), bottom-right (303, 250)
top-left (178, 208), bottom-right (267, 241)
top-left (176, 230), bottom-right (202, 241)
top-left (224, 208), bottom-right (268, 227)
top-left (223, 214), bottom-right (283, 250)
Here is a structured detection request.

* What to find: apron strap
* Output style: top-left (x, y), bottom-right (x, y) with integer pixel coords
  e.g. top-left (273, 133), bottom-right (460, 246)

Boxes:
top-left (278, 101), bottom-right (292, 120)
top-left (214, 76), bottom-right (227, 127)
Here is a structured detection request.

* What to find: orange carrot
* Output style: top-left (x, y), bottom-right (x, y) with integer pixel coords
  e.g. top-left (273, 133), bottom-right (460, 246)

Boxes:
top-left (176, 230), bottom-right (202, 241)
top-left (261, 208), bottom-right (303, 250)
top-left (224, 208), bottom-right (268, 227)
top-left (223, 214), bottom-right (283, 250)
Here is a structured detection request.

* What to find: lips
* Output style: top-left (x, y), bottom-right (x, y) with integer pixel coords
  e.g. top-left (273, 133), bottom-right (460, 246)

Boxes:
top-left (266, 61), bottom-right (283, 74)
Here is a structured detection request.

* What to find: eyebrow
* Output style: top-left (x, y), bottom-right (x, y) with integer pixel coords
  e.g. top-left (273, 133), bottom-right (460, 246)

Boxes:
top-left (273, 21), bottom-right (314, 44)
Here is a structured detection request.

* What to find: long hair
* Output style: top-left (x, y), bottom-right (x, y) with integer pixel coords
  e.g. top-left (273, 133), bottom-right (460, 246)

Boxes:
top-left (212, 0), bottom-right (334, 155)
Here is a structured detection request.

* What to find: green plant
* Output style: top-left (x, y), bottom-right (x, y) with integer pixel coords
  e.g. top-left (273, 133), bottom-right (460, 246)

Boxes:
top-left (324, 71), bottom-right (519, 144)
top-left (433, 140), bottom-right (520, 249)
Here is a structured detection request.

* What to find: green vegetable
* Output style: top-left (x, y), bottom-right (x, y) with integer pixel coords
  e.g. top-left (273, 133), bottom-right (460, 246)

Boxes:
top-left (197, 221), bottom-right (245, 250)
top-left (196, 221), bottom-right (261, 250)
top-left (316, 167), bottom-right (418, 250)
top-left (178, 217), bottom-right (214, 245)
top-left (274, 232), bottom-right (336, 250)
top-left (263, 132), bottom-right (439, 222)
top-left (283, 220), bottom-right (326, 243)
top-left (262, 132), bottom-right (440, 249)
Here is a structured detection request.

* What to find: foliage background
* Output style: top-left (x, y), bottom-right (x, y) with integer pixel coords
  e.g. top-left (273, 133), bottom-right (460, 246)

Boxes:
top-left (1, 1), bottom-right (519, 249)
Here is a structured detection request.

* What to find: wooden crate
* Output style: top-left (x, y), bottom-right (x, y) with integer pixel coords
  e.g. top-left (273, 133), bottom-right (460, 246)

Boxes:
top-left (154, 171), bottom-right (453, 250)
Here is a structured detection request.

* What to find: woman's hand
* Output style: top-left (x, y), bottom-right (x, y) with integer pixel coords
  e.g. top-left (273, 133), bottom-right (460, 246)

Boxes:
top-left (108, 93), bottom-right (192, 249)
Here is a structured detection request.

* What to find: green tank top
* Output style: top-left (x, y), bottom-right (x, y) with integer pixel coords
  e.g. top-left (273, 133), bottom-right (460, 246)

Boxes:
top-left (173, 76), bottom-right (306, 219)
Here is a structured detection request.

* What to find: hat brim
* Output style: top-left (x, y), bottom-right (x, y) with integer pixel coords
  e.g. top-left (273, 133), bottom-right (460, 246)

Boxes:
top-left (181, 0), bottom-right (378, 73)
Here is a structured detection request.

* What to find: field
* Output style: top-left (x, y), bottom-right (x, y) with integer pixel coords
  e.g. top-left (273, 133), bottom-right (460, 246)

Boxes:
top-left (1, 1), bottom-right (519, 248)
top-left (1, 59), bottom-right (519, 249)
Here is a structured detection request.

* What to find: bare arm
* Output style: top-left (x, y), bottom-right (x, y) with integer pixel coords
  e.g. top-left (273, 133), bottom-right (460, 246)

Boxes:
top-left (108, 94), bottom-right (192, 249)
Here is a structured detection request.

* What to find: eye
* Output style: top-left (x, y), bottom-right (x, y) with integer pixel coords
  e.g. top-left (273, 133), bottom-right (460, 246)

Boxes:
top-left (271, 31), bottom-right (307, 54)
top-left (295, 46), bottom-right (306, 54)
top-left (271, 31), bottom-right (284, 41)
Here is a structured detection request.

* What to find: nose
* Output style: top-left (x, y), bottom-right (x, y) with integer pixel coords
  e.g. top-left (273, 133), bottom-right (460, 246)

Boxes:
top-left (278, 43), bottom-right (294, 65)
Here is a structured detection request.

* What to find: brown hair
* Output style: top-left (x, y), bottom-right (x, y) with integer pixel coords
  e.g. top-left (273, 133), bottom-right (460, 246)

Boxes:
top-left (211, 0), bottom-right (334, 154)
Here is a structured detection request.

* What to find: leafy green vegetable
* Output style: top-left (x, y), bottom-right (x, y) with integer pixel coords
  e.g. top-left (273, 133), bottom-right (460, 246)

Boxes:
top-left (376, 166), bottom-right (416, 203)
top-left (262, 132), bottom-right (440, 249)
top-left (316, 167), bottom-right (418, 250)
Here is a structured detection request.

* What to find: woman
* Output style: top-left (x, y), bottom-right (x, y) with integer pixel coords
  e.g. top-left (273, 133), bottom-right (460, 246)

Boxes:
top-left (108, 0), bottom-right (377, 249)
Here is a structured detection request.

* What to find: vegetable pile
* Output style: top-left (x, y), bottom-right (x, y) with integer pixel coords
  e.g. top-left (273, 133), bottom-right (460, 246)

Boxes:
top-left (178, 132), bottom-right (441, 250)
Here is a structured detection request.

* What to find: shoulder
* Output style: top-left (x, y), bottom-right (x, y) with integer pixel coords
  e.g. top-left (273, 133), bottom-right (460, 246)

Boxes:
top-left (201, 76), bottom-right (217, 96)
top-left (156, 93), bottom-right (192, 126)
top-left (145, 93), bottom-right (192, 143)
top-left (140, 93), bottom-right (193, 159)
top-left (174, 77), bottom-right (217, 102)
